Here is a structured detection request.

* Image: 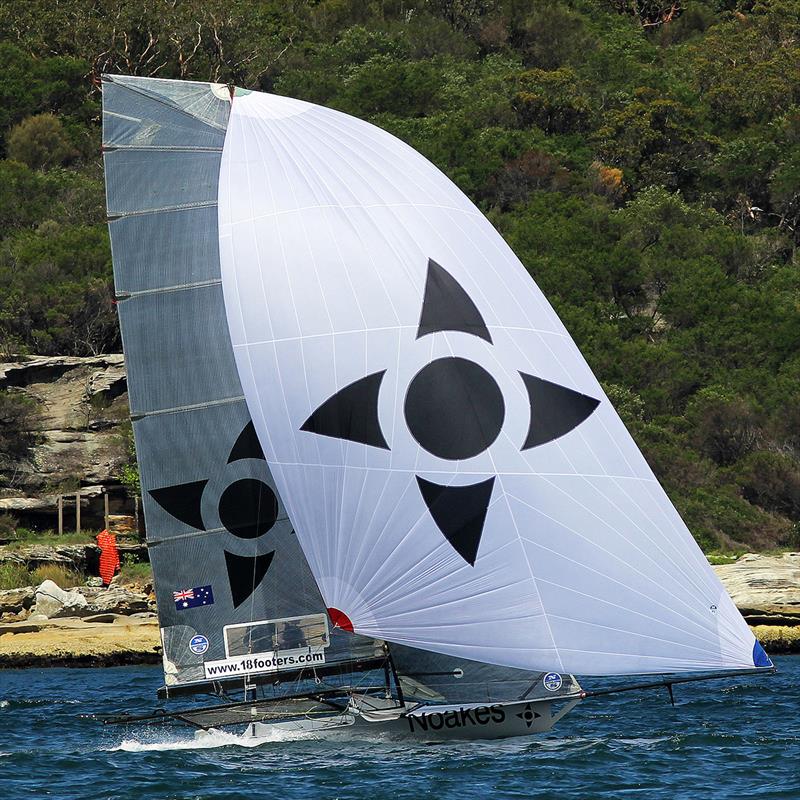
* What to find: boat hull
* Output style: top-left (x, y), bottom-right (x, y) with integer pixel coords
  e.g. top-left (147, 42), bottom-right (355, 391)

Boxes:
top-left (242, 696), bottom-right (581, 742)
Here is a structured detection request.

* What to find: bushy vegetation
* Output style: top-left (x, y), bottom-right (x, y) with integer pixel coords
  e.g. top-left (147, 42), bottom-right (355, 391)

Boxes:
top-left (117, 554), bottom-right (153, 587)
top-left (0, 0), bottom-right (798, 551)
top-left (0, 562), bottom-right (82, 590)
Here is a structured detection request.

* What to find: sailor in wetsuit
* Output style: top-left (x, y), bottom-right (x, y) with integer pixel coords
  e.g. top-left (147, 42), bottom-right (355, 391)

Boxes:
top-left (278, 620), bottom-right (307, 650)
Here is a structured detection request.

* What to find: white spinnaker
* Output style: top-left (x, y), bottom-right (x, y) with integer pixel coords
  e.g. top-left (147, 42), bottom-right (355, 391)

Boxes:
top-left (218, 90), bottom-right (758, 675)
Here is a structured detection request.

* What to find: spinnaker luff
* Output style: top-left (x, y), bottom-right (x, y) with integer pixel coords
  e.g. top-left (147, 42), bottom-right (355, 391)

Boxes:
top-left (215, 88), bottom-right (769, 676)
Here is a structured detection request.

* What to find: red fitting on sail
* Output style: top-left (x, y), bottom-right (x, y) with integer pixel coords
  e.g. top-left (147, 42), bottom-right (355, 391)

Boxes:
top-left (327, 607), bottom-right (354, 632)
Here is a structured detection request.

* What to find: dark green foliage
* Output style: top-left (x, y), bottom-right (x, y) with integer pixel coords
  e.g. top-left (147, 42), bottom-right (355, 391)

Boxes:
top-left (7, 114), bottom-right (78, 170)
top-left (0, 0), bottom-right (798, 550)
top-left (0, 391), bottom-right (38, 465)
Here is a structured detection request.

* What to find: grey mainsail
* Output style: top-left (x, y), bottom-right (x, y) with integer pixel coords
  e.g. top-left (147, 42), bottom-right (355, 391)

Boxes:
top-left (103, 75), bottom-right (381, 690)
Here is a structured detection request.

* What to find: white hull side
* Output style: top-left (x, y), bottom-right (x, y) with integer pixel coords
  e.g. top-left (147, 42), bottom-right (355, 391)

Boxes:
top-left (241, 696), bottom-right (581, 742)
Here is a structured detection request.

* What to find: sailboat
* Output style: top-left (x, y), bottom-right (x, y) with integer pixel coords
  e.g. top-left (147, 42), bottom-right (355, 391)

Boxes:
top-left (101, 74), bottom-right (773, 742)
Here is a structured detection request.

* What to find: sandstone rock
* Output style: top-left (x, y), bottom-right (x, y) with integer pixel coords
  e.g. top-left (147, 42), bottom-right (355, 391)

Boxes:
top-left (77, 585), bottom-right (155, 615)
top-left (0, 587), bottom-right (35, 617)
top-left (31, 579), bottom-right (89, 618)
top-left (0, 544), bottom-right (94, 572)
top-left (0, 613), bottom-right (161, 667)
top-left (713, 552), bottom-right (800, 621)
top-left (0, 354), bottom-right (130, 510)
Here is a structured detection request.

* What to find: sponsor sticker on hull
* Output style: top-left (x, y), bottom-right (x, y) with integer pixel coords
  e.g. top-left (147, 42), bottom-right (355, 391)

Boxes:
top-left (406, 704), bottom-right (506, 733)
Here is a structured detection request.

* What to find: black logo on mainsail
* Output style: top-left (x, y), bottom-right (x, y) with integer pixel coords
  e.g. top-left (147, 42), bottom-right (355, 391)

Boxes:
top-left (148, 421), bottom-right (279, 608)
top-left (301, 258), bottom-right (600, 566)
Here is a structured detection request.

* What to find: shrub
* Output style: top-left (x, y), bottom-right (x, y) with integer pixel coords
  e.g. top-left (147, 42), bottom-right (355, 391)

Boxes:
top-left (0, 513), bottom-right (18, 538)
top-left (0, 563), bottom-right (31, 590)
top-left (29, 564), bottom-right (81, 588)
top-left (0, 390), bottom-right (38, 465)
top-left (7, 113), bottom-right (77, 170)
top-left (685, 388), bottom-right (761, 467)
top-left (734, 451), bottom-right (800, 520)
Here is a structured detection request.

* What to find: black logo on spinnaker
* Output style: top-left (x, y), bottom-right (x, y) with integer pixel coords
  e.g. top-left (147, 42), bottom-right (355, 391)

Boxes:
top-left (148, 421), bottom-right (279, 609)
top-left (301, 258), bottom-right (600, 566)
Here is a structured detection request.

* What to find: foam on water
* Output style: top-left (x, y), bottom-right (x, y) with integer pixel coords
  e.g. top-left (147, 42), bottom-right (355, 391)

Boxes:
top-left (113, 725), bottom-right (317, 752)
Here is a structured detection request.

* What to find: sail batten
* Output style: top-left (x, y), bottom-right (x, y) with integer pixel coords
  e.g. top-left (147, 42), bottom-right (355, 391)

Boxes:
top-left (217, 89), bottom-right (764, 676)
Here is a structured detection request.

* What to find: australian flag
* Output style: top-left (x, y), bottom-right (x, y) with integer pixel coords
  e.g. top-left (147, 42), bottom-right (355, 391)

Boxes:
top-left (173, 585), bottom-right (214, 610)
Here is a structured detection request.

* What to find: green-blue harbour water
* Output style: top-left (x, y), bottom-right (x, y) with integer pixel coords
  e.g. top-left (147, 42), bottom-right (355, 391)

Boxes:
top-left (1, 658), bottom-right (797, 800)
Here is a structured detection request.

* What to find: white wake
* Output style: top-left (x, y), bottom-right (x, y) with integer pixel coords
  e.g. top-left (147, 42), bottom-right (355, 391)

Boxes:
top-left (112, 726), bottom-right (316, 752)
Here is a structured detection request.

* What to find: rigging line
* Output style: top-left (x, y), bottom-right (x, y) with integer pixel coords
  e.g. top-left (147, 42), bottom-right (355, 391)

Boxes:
top-left (103, 144), bottom-right (224, 153)
top-left (130, 394), bottom-right (245, 420)
top-left (148, 526), bottom-right (228, 547)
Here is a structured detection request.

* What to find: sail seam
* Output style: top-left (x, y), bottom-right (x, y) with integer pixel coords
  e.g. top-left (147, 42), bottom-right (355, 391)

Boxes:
top-left (261, 461), bottom-right (657, 479)
top-left (228, 202), bottom-right (484, 227)
top-left (230, 325), bottom-right (569, 347)
top-left (130, 395), bottom-right (245, 420)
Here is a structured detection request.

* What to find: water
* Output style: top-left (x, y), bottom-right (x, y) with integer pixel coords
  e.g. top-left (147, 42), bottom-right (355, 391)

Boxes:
top-left (1, 658), bottom-right (798, 800)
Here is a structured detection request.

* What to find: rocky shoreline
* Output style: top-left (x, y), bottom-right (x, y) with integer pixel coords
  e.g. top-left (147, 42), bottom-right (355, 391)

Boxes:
top-left (0, 576), bottom-right (161, 668)
top-left (0, 551), bottom-right (797, 669)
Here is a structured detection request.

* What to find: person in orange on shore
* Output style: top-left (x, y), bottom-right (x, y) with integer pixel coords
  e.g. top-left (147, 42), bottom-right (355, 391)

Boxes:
top-left (96, 529), bottom-right (120, 587)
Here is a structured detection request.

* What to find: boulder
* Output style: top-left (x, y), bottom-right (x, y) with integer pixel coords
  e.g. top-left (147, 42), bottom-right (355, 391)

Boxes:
top-left (77, 584), bottom-right (154, 615)
top-left (0, 587), bottom-right (36, 619)
top-left (31, 579), bottom-right (89, 618)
